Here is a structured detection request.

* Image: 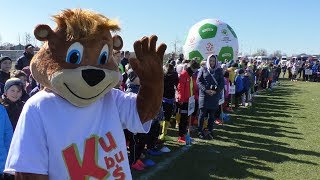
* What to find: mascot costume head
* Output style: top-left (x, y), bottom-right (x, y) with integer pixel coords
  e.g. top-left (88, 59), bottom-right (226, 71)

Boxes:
top-left (4, 9), bottom-right (166, 179)
top-left (32, 9), bottom-right (124, 107)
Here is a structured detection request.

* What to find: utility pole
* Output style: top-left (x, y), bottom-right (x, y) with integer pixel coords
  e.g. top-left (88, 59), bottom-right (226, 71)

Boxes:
top-left (18, 33), bottom-right (21, 50)
top-left (171, 38), bottom-right (181, 55)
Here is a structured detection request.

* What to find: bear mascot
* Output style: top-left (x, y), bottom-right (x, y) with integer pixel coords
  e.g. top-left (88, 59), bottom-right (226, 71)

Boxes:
top-left (4, 9), bottom-right (166, 180)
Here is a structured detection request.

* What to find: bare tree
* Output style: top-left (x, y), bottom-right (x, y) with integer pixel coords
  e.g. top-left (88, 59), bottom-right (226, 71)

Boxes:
top-left (25, 32), bottom-right (32, 45)
top-left (171, 38), bottom-right (181, 55)
top-left (253, 49), bottom-right (268, 56)
top-left (272, 50), bottom-right (282, 58)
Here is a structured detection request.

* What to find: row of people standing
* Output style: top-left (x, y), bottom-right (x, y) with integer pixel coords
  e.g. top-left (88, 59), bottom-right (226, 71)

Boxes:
top-left (0, 44), bottom-right (37, 179)
top-left (283, 58), bottom-right (320, 82)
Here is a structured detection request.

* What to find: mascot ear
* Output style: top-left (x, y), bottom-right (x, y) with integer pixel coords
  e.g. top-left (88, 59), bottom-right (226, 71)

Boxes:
top-left (113, 35), bottom-right (123, 51)
top-left (34, 24), bottom-right (55, 41)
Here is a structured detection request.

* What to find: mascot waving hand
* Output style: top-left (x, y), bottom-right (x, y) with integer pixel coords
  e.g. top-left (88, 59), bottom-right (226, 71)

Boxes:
top-left (4, 9), bottom-right (166, 180)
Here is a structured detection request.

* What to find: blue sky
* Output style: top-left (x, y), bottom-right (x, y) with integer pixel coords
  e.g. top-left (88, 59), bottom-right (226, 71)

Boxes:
top-left (0, 0), bottom-right (319, 56)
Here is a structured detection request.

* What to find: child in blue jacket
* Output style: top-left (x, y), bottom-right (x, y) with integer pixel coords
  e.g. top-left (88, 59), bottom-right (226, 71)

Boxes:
top-left (0, 105), bottom-right (13, 178)
top-left (235, 69), bottom-right (245, 108)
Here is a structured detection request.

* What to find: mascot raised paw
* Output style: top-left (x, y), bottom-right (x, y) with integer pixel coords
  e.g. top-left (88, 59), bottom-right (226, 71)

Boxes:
top-left (4, 9), bottom-right (166, 180)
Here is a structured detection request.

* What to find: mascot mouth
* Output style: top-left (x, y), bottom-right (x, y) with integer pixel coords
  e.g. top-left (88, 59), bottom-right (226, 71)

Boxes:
top-left (64, 83), bottom-right (111, 100)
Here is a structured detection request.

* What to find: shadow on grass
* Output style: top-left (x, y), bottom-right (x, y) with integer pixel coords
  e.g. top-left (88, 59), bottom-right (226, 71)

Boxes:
top-left (146, 81), bottom-right (320, 180)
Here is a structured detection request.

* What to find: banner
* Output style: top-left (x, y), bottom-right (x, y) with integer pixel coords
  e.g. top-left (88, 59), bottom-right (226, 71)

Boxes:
top-left (305, 69), bottom-right (313, 75)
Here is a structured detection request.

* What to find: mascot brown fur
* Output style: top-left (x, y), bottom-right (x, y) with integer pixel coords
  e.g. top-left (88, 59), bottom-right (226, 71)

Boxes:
top-left (5, 9), bottom-right (166, 180)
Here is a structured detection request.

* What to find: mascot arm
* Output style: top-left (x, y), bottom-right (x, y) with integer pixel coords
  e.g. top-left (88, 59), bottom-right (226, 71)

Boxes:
top-left (15, 173), bottom-right (48, 180)
top-left (129, 35), bottom-right (166, 123)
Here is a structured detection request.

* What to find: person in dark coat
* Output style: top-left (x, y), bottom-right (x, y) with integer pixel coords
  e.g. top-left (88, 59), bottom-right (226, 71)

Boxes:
top-left (176, 60), bottom-right (199, 143)
top-left (197, 54), bottom-right (224, 139)
top-left (15, 44), bottom-right (34, 70)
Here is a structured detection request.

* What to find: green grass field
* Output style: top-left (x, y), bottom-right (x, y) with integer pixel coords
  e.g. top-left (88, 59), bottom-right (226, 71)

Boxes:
top-left (134, 79), bottom-right (320, 180)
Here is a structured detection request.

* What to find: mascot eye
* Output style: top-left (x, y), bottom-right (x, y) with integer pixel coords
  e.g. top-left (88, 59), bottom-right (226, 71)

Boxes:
top-left (66, 42), bottom-right (83, 64)
top-left (98, 44), bottom-right (109, 65)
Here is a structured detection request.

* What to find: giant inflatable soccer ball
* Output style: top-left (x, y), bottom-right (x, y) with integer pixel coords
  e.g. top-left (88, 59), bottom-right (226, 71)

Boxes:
top-left (183, 19), bottom-right (239, 62)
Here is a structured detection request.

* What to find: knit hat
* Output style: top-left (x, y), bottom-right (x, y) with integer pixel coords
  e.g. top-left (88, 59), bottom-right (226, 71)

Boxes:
top-left (0, 56), bottom-right (12, 64)
top-left (25, 44), bottom-right (34, 50)
top-left (127, 69), bottom-right (137, 82)
top-left (4, 78), bottom-right (24, 92)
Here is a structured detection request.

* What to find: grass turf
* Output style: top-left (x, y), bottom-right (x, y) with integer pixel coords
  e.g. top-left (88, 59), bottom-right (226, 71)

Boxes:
top-left (134, 79), bottom-right (320, 180)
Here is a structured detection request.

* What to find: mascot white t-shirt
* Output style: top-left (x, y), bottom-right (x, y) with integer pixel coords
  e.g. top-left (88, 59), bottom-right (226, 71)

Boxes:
top-left (4, 89), bottom-right (151, 180)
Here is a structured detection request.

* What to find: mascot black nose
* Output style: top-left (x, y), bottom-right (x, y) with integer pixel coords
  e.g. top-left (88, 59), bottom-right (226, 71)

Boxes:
top-left (82, 69), bottom-right (106, 87)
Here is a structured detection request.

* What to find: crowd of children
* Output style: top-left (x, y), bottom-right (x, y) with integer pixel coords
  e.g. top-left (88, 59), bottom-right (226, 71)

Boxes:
top-left (1, 45), bottom-right (319, 176)
top-left (0, 44), bottom-right (41, 179)
top-left (112, 51), bottom-right (288, 172)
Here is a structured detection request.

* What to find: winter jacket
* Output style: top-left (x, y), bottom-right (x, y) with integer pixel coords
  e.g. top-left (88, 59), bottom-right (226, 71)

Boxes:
top-left (235, 75), bottom-right (244, 93)
top-left (0, 97), bottom-right (24, 131)
top-left (197, 55), bottom-right (224, 109)
top-left (15, 52), bottom-right (33, 70)
top-left (177, 68), bottom-right (197, 103)
top-left (0, 105), bottom-right (13, 173)
top-left (163, 71), bottom-right (179, 99)
top-left (312, 64), bottom-right (319, 73)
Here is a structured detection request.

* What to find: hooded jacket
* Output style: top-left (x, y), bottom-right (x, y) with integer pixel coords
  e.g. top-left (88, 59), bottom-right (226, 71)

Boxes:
top-left (0, 97), bottom-right (25, 131)
top-left (197, 54), bottom-right (224, 109)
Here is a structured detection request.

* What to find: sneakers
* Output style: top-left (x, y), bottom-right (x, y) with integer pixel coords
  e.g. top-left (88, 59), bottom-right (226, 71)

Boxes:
top-left (160, 146), bottom-right (171, 153)
top-left (215, 119), bottom-right (223, 125)
top-left (178, 135), bottom-right (186, 143)
top-left (131, 161), bottom-right (144, 171)
top-left (144, 159), bottom-right (156, 167)
top-left (197, 132), bottom-right (204, 139)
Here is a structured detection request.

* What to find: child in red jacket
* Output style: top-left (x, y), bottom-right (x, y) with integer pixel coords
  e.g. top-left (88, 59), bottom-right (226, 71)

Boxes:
top-left (177, 60), bottom-right (199, 143)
